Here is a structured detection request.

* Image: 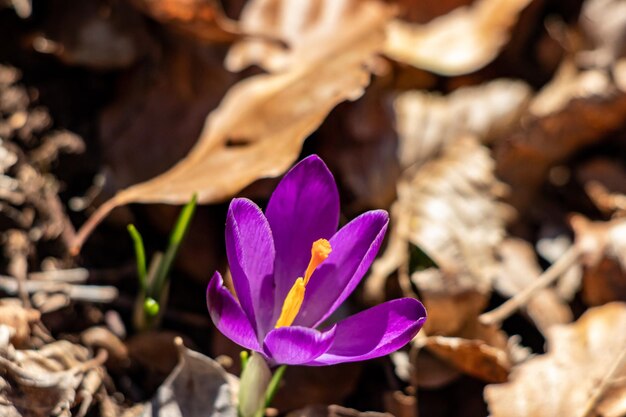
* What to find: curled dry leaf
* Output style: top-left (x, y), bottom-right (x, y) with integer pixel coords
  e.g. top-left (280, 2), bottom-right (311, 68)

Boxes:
top-left (130, 0), bottom-right (239, 43)
top-left (72, 0), bottom-right (393, 252)
top-left (571, 215), bottom-right (626, 305)
top-left (494, 238), bottom-right (573, 334)
top-left (485, 302), bottom-right (626, 417)
top-left (369, 133), bottom-right (527, 387)
top-left (394, 78), bottom-right (531, 169)
top-left (140, 338), bottom-right (237, 417)
top-left (416, 313), bottom-right (529, 385)
top-left (226, 0), bottom-right (379, 72)
top-left (368, 136), bottom-right (510, 335)
top-left (366, 79), bottom-right (527, 316)
top-left (495, 60), bottom-right (626, 211)
top-left (423, 336), bottom-right (510, 383)
top-left (383, 0), bottom-right (534, 75)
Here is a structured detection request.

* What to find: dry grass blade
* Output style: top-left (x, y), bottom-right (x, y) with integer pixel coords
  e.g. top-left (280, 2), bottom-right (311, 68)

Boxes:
top-left (71, 0), bottom-right (393, 253)
top-left (489, 238), bottom-right (573, 333)
top-left (485, 302), bottom-right (626, 417)
top-left (384, 0), bottom-right (533, 75)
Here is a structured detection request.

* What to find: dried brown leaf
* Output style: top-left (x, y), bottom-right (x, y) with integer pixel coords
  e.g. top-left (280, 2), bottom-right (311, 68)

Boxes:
top-left (73, 1), bottom-right (393, 251)
top-left (140, 338), bottom-right (237, 417)
top-left (495, 0), bottom-right (626, 211)
top-left (227, 0), bottom-right (379, 72)
top-left (383, 0), bottom-right (533, 75)
top-left (367, 80), bottom-right (526, 311)
top-left (410, 317), bottom-right (528, 388)
top-left (496, 61), bottom-right (626, 211)
top-left (424, 336), bottom-right (510, 383)
top-left (485, 302), bottom-right (626, 417)
top-left (368, 137), bottom-right (510, 335)
top-left (394, 79), bottom-right (530, 169)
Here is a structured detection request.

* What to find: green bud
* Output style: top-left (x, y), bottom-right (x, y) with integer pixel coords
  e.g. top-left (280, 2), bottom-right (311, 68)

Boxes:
top-left (144, 298), bottom-right (160, 316)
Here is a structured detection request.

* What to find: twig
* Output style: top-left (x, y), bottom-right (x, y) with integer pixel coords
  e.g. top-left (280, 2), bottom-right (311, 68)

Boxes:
top-left (70, 196), bottom-right (123, 255)
top-left (0, 275), bottom-right (118, 303)
top-left (480, 245), bottom-right (582, 325)
top-left (28, 268), bottom-right (89, 283)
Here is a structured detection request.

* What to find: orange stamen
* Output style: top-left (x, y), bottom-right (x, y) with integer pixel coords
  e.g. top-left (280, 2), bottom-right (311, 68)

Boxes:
top-left (303, 239), bottom-right (332, 284)
top-left (274, 278), bottom-right (305, 328)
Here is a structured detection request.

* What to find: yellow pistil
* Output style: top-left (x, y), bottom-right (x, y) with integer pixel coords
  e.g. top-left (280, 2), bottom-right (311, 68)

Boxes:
top-left (275, 239), bottom-right (332, 328)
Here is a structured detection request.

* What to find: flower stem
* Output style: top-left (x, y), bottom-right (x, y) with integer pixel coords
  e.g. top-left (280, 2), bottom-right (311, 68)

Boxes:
top-left (265, 365), bottom-right (287, 408)
top-left (127, 224), bottom-right (147, 293)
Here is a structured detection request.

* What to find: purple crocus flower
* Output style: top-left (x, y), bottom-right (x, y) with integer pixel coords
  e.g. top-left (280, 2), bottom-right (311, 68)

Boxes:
top-left (207, 155), bottom-right (426, 366)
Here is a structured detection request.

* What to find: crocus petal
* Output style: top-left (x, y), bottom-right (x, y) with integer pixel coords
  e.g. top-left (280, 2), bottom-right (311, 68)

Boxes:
top-left (308, 298), bottom-right (426, 366)
top-left (262, 325), bottom-right (336, 365)
top-left (294, 210), bottom-right (389, 328)
top-left (265, 155), bottom-right (340, 324)
top-left (225, 198), bottom-right (276, 335)
top-left (206, 272), bottom-right (261, 351)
